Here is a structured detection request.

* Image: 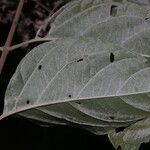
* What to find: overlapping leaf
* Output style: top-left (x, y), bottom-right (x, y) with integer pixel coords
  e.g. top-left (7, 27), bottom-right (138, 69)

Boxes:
top-left (1, 0), bottom-right (150, 149)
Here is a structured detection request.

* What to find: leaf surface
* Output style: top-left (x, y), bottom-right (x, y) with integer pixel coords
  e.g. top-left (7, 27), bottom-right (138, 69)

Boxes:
top-left (1, 0), bottom-right (150, 149)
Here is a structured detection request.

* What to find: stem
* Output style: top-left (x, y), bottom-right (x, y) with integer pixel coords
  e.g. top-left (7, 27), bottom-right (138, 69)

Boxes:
top-left (0, 0), bottom-right (25, 74)
top-left (0, 37), bottom-right (57, 51)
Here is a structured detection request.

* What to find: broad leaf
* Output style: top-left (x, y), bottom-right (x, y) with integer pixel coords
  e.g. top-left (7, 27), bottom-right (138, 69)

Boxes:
top-left (1, 0), bottom-right (150, 149)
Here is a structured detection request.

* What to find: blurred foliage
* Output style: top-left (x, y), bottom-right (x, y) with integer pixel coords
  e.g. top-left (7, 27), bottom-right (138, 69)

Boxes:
top-left (0, 0), bottom-right (70, 45)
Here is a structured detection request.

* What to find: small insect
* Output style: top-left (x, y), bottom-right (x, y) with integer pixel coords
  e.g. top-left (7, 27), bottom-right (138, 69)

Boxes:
top-left (110, 52), bottom-right (115, 62)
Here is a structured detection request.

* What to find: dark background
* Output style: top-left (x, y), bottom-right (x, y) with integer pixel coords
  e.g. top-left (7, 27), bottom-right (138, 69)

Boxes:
top-left (0, 116), bottom-right (115, 150)
top-left (0, 0), bottom-right (149, 150)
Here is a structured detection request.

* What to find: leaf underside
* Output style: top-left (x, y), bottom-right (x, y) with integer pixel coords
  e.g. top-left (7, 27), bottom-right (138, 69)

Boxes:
top-left (1, 0), bottom-right (150, 149)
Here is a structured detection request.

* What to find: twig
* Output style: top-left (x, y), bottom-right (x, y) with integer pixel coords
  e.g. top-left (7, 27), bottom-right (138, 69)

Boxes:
top-left (0, 0), bottom-right (25, 74)
top-left (0, 37), bottom-right (57, 51)
top-left (32, 0), bottom-right (51, 13)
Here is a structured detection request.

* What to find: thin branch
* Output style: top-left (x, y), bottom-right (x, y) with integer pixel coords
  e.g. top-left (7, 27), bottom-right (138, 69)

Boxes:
top-left (0, 37), bottom-right (57, 51)
top-left (0, 0), bottom-right (25, 74)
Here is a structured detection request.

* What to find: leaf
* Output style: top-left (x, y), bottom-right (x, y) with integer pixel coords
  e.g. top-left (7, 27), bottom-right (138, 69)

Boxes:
top-left (127, 0), bottom-right (150, 6)
top-left (113, 2), bottom-right (148, 18)
top-left (49, 0), bottom-right (112, 27)
top-left (108, 118), bottom-right (150, 148)
top-left (108, 130), bottom-right (141, 150)
top-left (82, 16), bottom-right (150, 43)
top-left (122, 28), bottom-right (150, 56)
top-left (123, 118), bottom-right (150, 144)
top-left (1, 0), bottom-right (150, 149)
top-left (118, 68), bottom-right (150, 112)
top-left (49, 0), bottom-right (111, 32)
top-left (49, 3), bottom-right (111, 37)
top-left (19, 109), bottom-right (68, 126)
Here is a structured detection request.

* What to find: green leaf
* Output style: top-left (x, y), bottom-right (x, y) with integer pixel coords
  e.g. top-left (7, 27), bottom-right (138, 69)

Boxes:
top-left (108, 130), bottom-right (141, 150)
top-left (1, 0), bottom-right (150, 149)
top-left (123, 118), bottom-right (150, 144)
top-left (108, 117), bottom-right (150, 148)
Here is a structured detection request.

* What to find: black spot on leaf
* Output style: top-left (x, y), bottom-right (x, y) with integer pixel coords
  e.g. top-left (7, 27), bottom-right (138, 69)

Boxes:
top-left (75, 101), bottom-right (81, 104)
top-left (68, 94), bottom-right (72, 98)
top-left (110, 116), bottom-right (114, 120)
top-left (77, 58), bottom-right (83, 62)
top-left (110, 52), bottom-right (115, 62)
top-left (38, 65), bottom-right (42, 70)
top-left (26, 100), bottom-right (30, 104)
